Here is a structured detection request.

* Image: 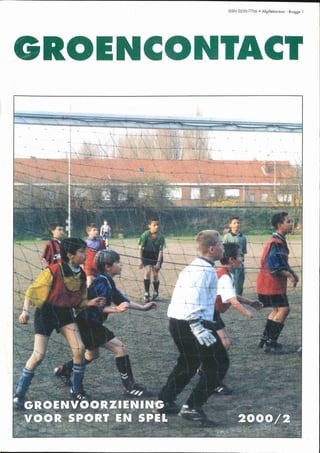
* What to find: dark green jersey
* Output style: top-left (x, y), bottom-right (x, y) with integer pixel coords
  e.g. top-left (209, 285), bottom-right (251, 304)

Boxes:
top-left (138, 230), bottom-right (165, 259)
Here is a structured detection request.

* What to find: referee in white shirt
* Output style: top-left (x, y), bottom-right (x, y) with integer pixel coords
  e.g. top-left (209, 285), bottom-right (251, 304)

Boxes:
top-left (158, 230), bottom-right (230, 427)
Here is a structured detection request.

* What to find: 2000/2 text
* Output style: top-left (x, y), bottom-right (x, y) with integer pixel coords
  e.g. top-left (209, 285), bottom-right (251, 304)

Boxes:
top-left (238, 413), bottom-right (290, 424)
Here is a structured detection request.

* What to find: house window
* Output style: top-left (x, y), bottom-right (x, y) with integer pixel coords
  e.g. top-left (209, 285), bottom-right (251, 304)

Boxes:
top-left (168, 187), bottom-right (182, 200)
top-left (73, 187), bottom-right (88, 198)
top-left (191, 187), bottom-right (201, 200)
top-left (224, 188), bottom-right (240, 198)
top-left (261, 193), bottom-right (268, 203)
top-left (207, 188), bottom-right (215, 198)
top-left (118, 189), bottom-right (128, 201)
top-left (249, 193), bottom-right (255, 202)
top-left (277, 194), bottom-right (292, 203)
top-left (138, 188), bottom-right (148, 199)
top-left (101, 189), bottom-right (111, 201)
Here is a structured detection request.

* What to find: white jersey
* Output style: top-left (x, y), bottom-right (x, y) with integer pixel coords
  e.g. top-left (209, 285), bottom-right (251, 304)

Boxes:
top-left (217, 272), bottom-right (236, 304)
top-left (167, 256), bottom-right (218, 322)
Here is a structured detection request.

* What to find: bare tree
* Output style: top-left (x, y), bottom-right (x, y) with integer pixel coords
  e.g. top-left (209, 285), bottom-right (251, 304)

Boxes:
top-left (181, 129), bottom-right (211, 160)
top-left (116, 126), bottom-right (211, 160)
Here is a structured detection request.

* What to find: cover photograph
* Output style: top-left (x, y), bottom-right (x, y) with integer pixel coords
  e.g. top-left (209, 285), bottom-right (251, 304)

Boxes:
top-left (0, 2), bottom-right (319, 453)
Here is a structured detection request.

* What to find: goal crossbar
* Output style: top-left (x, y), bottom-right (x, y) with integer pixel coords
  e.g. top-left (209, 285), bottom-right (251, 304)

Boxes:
top-left (14, 111), bottom-right (302, 133)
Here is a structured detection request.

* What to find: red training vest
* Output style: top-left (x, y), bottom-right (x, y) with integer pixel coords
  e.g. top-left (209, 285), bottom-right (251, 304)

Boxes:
top-left (46, 263), bottom-right (87, 308)
top-left (256, 237), bottom-right (288, 295)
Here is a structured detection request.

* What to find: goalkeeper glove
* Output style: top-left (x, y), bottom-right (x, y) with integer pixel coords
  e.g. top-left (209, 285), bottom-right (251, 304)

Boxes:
top-left (189, 320), bottom-right (216, 346)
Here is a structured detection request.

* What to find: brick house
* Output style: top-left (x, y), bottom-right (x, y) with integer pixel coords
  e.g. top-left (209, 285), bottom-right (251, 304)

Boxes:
top-left (14, 157), bottom-right (300, 208)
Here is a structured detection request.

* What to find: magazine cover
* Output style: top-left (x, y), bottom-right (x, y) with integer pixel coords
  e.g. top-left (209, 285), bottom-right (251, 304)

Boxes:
top-left (1, 1), bottom-right (319, 452)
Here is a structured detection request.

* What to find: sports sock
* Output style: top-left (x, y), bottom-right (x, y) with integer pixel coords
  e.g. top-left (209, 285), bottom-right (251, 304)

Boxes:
top-left (153, 281), bottom-right (160, 293)
top-left (62, 358), bottom-right (92, 377)
top-left (72, 363), bottom-right (85, 393)
top-left (116, 355), bottom-right (135, 390)
top-left (144, 279), bottom-right (150, 293)
top-left (260, 318), bottom-right (273, 344)
top-left (15, 367), bottom-right (34, 397)
top-left (263, 319), bottom-right (284, 346)
top-left (268, 320), bottom-right (284, 344)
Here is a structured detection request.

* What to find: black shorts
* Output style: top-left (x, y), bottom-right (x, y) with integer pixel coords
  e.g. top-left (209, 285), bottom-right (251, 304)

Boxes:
top-left (77, 320), bottom-right (115, 350)
top-left (213, 310), bottom-right (225, 330)
top-left (142, 255), bottom-right (163, 267)
top-left (258, 293), bottom-right (289, 308)
top-left (34, 304), bottom-right (76, 336)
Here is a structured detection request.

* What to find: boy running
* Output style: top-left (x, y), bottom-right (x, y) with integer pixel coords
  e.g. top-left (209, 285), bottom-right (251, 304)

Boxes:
top-left (210, 242), bottom-right (263, 394)
top-left (215, 242), bottom-right (263, 351)
top-left (257, 212), bottom-right (299, 353)
top-left (13, 238), bottom-right (105, 408)
top-left (55, 249), bottom-right (157, 397)
top-left (158, 230), bottom-right (229, 427)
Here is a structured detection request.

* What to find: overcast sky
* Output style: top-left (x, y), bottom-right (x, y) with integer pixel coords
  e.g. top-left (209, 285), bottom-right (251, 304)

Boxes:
top-left (14, 95), bottom-right (302, 163)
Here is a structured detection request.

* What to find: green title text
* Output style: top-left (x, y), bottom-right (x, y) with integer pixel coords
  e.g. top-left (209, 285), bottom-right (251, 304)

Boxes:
top-left (14, 35), bottom-right (303, 61)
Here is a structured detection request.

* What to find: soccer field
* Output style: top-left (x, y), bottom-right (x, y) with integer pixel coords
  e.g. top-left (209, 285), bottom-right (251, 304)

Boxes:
top-left (12, 236), bottom-right (302, 438)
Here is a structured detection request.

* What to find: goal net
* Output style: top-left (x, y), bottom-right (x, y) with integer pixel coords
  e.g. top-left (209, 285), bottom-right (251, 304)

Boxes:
top-left (13, 99), bottom-right (302, 438)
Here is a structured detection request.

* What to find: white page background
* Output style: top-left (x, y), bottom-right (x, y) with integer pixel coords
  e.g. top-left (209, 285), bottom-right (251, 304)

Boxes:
top-left (0, 2), bottom-right (319, 452)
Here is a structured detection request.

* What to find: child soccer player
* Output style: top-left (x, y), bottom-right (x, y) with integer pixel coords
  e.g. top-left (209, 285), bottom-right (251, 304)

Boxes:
top-left (100, 219), bottom-right (111, 248)
top-left (13, 238), bottom-right (105, 408)
top-left (138, 218), bottom-right (165, 302)
top-left (40, 222), bottom-right (65, 267)
top-left (223, 216), bottom-right (247, 295)
top-left (210, 242), bottom-right (263, 394)
top-left (55, 249), bottom-right (157, 397)
top-left (215, 242), bottom-right (263, 349)
top-left (158, 230), bottom-right (229, 427)
top-left (256, 212), bottom-right (299, 354)
top-left (83, 223), bottom-right (106, 287)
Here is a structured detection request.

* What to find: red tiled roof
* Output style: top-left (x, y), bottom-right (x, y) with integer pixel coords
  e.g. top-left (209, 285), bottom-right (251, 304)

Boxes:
top-left (14, 158), bottom-right (296, 185)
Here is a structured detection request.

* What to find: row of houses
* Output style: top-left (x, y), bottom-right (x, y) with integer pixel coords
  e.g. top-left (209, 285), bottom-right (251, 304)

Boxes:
top-left (14, 157), bottom-right (300, 208)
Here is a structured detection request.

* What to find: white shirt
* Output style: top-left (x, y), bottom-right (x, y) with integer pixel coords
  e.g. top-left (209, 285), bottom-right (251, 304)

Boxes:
top-left (167, 257), bottom-right (218, 322)
top-left (217, 272), bottom-right (236, 304)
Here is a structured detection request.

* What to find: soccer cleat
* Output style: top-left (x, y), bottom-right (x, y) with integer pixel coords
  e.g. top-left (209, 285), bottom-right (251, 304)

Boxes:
top-left (70, 389), bottom-right (90, 401)
top-left (157, 401), bottom-right (181, 414)
top-left (152, 292), bottom-right (160, 301)
top-left (54, 366), bottom-right (72, 387)
top-left (178, 404), bottom-right (216, 427)
top-left (263, 343), bottom-right (289, 354)
top-left (258, 338), bottom-right (267, 348)
top-left (213, 384), bottom-right (233, 395)
top-left (273, 341), bottom-right (282, 348)
top-left (143, 292), bottom-right (150, 302)
top-left (259, 339), bottom-right (282, 349)
top-left (124, 383), bottom-right (153, 398)
top-left (13, 393), bottom-right (25, 409)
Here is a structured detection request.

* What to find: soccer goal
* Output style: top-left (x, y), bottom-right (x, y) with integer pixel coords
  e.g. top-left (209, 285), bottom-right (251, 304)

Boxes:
top-left (13, 103), bottom-right (302, 438)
